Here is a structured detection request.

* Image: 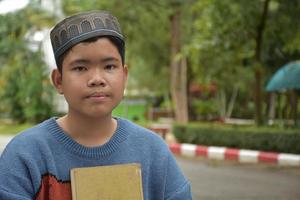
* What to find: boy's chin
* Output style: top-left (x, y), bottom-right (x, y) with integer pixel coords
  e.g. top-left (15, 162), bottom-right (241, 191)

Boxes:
top-left (84, 112), bottom-right (112, 119)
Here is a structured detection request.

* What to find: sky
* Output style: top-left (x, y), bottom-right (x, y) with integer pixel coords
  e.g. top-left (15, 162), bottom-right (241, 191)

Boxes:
top-left (0, 0), bottom-right (29, 14)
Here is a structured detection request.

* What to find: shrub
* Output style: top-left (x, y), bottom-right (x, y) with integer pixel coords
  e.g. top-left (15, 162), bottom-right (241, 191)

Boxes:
top-left (173, 123), bottom-right (300, 154)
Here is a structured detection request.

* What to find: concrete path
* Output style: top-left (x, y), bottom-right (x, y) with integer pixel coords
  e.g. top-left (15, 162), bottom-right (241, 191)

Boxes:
top-left (0, 135), bottom-right (13, 153)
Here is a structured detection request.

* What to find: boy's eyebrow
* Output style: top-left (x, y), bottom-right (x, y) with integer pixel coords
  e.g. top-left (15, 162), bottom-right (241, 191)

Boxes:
top-left (99, 57), bottom-right (119, 63)
top-left (69, 59), bottom-right (90, 66)
top-left (69, 57), bottom-right (119, 66)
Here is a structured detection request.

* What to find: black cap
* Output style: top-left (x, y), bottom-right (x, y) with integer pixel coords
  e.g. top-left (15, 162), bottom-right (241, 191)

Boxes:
top-left (50, 10), bottom-right (124, 66)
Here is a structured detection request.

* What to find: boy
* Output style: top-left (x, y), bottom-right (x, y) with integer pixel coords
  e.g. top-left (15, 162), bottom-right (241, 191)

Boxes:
top-left (0, 10), bottom-right (192, 200)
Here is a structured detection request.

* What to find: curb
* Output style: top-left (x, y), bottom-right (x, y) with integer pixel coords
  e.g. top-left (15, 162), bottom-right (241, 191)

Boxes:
top-left (169, 143), bottom-right (300, 167)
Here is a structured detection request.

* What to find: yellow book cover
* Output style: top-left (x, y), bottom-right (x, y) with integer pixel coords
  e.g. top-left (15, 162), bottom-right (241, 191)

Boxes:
top-left (70, 163), bottom-right (144, 200)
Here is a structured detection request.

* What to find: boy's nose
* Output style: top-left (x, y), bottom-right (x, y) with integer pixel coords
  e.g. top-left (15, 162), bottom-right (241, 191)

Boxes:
top-left (87, 70), bottom-right (106, 87)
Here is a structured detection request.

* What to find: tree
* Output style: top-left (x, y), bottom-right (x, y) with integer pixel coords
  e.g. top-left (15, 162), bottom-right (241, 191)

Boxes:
top-left (0, 5), bottom-right (55, 123)
top-left (169, 1), bottom-right (189, 123)
top-left (253, 0), bottom-right (270, 125)
top-left (187, 0), bottom-right (300, 124)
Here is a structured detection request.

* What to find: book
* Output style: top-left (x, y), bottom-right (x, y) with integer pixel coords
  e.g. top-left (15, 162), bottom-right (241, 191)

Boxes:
top-left (70, 163), bottom-right (144, 200)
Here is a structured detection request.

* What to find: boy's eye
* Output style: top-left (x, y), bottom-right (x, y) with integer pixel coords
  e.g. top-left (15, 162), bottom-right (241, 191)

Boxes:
top-left (105, 64), bottom-right (116, 71)
top-left (73, 66), bottom-right (87, 71)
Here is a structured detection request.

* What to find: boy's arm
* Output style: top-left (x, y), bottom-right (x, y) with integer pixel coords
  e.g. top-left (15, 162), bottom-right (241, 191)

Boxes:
top-left (0, 142), bottom-right (35, 200)
top-left (164, 153), bottom-right (193, 200)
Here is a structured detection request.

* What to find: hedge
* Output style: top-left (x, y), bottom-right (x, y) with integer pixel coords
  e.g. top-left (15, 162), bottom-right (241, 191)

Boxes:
top-left (173, 123), bottom-right (300, 154)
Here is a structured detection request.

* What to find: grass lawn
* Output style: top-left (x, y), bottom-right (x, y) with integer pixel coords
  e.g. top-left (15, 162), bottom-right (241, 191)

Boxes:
top-left (0, 121), bottom-right (33, 135)
top-left (113, 102), bottom-right (147, 122)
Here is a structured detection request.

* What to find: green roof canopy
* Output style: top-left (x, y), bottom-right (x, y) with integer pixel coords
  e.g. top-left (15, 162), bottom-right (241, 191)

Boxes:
top-left (266, 61), bottom-right (300, 92)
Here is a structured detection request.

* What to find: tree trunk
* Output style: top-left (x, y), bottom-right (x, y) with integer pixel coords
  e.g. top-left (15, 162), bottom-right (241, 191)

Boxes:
top-left (254, 66), bottom-right (263, 125)
top-left (216, 88), bottom-right (238, 119)
top-left (290, 90), bottom-right (298, 126)
top-left (226, 87), bottom-right (239, 118)
top-left (268, 92), bottom-right (276, 125)
top-left (170, 6), bottom-right (188, 123)
top-left (216, 89), bottom-right (226, 119)
top-left (254, 0), bottom-right (270, 126)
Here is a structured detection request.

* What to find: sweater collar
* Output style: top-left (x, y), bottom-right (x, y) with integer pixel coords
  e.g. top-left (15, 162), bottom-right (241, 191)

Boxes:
top-left (44, 117), bottom-right (129, 159)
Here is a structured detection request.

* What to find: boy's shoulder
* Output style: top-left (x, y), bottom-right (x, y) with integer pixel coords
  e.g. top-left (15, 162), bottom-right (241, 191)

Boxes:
top-left (117, 117), bottom-right (169, 148)
top-left (3, 118), bottom-right (54, 153)
top-left (118, 118), bottom-right (162, 138)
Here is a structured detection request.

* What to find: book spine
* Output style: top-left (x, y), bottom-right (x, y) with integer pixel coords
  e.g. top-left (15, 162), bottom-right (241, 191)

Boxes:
top-left (70, 170), bottom-right (77, 200)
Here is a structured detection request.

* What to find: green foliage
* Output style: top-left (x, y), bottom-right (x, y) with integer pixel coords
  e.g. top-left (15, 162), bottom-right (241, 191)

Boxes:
top-left (191, 99), bottom-right (218, 120)
top-left (0, 6), bottom-right (55, 123)
top-left (185, 0), bottom-right (300, 121)
top-left (0, 51), bottom-right (54, 123)
top-left (173, 123), bottom-right (300, 154)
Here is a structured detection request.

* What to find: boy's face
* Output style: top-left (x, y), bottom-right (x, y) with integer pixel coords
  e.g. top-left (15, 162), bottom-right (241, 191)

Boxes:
top-left (52, 38), bottom-right (128, 119)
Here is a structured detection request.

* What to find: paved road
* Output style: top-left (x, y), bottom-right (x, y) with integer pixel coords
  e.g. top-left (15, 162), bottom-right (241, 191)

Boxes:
top-left (176, 156), bottom-right (300, 200)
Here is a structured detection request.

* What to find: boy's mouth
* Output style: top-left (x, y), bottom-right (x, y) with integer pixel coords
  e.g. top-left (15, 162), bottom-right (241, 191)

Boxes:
top-left (86, 92), bottom-right (109, 100)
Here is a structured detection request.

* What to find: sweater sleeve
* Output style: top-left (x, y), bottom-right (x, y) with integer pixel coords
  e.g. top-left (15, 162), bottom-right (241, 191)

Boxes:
top-left (0, 189), bottom-right (32, 200)
top-left (164, 153), bottom-right (192, 200)
top-left (0, 140), bottom-right (36, 200)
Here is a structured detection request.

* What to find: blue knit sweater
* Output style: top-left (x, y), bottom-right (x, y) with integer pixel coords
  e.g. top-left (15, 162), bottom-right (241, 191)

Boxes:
top-left (0, 117), bottom-right (192, 200)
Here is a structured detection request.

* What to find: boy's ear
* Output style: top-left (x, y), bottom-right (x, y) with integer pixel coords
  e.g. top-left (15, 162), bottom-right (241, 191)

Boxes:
top-left (124, 64), bottom-right (128, 76)
top-left (51, 69), bottom-right (64, 94)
